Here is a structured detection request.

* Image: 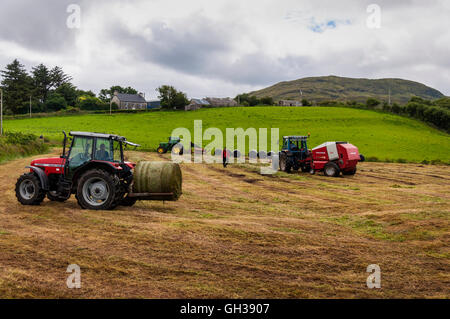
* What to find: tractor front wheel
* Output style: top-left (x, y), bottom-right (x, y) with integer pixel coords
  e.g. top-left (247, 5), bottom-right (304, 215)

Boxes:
top-left (76, 169), bottom-right (117, 210)
top-left (15, 173), bottom-right (46, 205)
top-left (324, 162), bottom-right (340, 177)
top-left (157, 147), bottom-right (166, 154)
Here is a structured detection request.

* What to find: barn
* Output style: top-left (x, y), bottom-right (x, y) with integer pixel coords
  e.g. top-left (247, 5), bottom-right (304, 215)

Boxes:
top-left (111, 91), bottom-right (147, 110)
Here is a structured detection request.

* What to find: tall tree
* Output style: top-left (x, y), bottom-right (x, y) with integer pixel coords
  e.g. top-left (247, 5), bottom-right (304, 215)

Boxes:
top-left (157, 85), bottom-right (188, 109)
top-left (50, 66), bottom-right (72, 88)
top-left (54, 82), bottom-right (78, 107)
top-left (32, 63), bottom-right (52, 103)
top-left (0, 59), bottom-right (33, 114)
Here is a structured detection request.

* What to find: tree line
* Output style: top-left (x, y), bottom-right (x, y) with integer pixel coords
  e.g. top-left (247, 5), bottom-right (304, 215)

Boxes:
top-left (312, 96), bottom-right (449, 132)
top-left (0, 59), bottom-right (192, 114)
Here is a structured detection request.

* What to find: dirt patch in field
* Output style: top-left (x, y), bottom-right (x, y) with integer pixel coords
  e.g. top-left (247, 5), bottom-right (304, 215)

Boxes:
top-left (0, 151), bottom-right (448, 298)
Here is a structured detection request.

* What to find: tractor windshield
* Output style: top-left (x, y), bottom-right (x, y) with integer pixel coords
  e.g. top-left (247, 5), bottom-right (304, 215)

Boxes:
top-left (94, 138), bottom-right (122, 162)
top-left (68, 137), bottom-right (93, 169)
top-left (289, 139), bottom-right (299, 151)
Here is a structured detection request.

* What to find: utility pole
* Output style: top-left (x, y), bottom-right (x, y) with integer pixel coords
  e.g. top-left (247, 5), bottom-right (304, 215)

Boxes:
top-left (0, 88), bottom-right (3, 136)
top-left (388, 87), bottom-right (391, 106)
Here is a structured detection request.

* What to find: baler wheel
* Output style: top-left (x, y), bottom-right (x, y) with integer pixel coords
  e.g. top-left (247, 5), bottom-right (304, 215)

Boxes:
top-left (324, 162), bottom-right (340, 177)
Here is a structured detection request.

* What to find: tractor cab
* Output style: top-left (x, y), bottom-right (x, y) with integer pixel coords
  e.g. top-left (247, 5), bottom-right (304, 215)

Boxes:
top-left (281, 136), bottom-right (309, 160)
top-left (279, 135), bottom-right (312, 173)
top-left (64, 131), bottom-right (131, 178)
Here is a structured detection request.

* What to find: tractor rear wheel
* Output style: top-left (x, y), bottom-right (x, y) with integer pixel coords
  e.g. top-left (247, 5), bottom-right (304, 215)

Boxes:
top-left (172, 145), bottom-right (183, 155)
top-left (15, 173), bottom-right (46, 205)
top-left (279, 153), bottom-right (292, 173)
top-left (324, 162), bottom-right (340, 177)
top-left (76, 169), bottom-right (117, 210)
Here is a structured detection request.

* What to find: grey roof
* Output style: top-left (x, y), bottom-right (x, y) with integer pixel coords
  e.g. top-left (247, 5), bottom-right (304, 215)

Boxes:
top-left (115, 93), bottom-right (146, 103)
top-left (190, 98), bottom-right (210, 105)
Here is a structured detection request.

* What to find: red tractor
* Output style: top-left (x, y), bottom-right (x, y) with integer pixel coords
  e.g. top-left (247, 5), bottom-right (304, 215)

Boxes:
top-left (279, 136), bottom-right (364, 177)
top-left (15, 131), bottom-right (180, 210)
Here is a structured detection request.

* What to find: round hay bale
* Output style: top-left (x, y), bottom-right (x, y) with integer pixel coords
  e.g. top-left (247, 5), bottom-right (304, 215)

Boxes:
top-left (258, 151), bottom-right (267, 159)
top-left (214, 149), bottom-right (222, 157)
top-left (133, 161), bottom-right (182, 200)
top-left (248, 150), bottom-right (258, 160)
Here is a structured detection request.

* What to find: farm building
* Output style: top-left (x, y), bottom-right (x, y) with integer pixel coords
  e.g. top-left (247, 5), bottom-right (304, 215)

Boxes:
top-left (185, 98), bottom-right (210, 111)
top-left (147, 100), bottom-right (161, 109)
top-left (279, 100), bottom-right (303, 106)
top-left (111, 91), bottom-right (147, 110)
top-left (205, 97), bottom-right (238, 107)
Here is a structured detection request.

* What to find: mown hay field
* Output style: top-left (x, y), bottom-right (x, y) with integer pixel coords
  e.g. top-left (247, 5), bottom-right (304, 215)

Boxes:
top-left (0, 151), bottom-right (448, 298)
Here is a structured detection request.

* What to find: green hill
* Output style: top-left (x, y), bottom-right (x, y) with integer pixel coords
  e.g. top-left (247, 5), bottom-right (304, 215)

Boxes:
top-left (4, 107), bottom-right (450, 163)
top-left (249, 76), bottom-right (444, 104)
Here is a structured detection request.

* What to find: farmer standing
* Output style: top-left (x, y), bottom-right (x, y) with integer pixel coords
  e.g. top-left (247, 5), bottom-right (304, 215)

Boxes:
top-left (222, 147), bottom-right (229, 168)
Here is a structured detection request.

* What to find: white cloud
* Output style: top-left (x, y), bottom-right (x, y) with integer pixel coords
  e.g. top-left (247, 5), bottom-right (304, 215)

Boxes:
top-left (0, 0), bottom-right (448, 98)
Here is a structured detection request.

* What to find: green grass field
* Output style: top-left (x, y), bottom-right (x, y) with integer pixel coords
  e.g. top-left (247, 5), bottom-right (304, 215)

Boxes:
top-left (3, 107), bottom-right (450, 163)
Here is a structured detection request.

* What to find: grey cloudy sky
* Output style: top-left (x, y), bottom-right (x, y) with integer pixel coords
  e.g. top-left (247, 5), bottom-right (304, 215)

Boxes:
top-left (0, 0), bottom-right (448, 99)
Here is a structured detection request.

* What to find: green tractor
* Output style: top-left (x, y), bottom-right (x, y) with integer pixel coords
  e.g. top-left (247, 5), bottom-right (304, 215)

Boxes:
top-left (157, 137), bottom-right (183, 155)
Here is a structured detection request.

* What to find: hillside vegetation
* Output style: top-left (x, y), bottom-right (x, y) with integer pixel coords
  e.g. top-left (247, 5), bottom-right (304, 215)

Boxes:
top-left (4, 107), bottom-right (450, 163)
top-left (249, 76), bottom-right (444, 104)
top-left (0, 132), bottom-right (49, 163)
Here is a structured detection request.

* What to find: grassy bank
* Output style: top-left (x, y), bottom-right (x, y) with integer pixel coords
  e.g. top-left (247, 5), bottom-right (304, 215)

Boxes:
top-left (3, 106), bottom-right (450, 163)
top-left (0, 132), bottom-right (49, 164)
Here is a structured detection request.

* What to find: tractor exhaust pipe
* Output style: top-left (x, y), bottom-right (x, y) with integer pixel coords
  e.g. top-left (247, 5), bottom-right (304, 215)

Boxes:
top-left (61, 131), bottom-right (67, 158)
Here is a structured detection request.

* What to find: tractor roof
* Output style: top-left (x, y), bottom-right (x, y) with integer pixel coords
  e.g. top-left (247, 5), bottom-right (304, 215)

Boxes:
top-left (69, 131), bottom-right (141, 147)
top-left (283, 136), bottom-right (309, 140)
